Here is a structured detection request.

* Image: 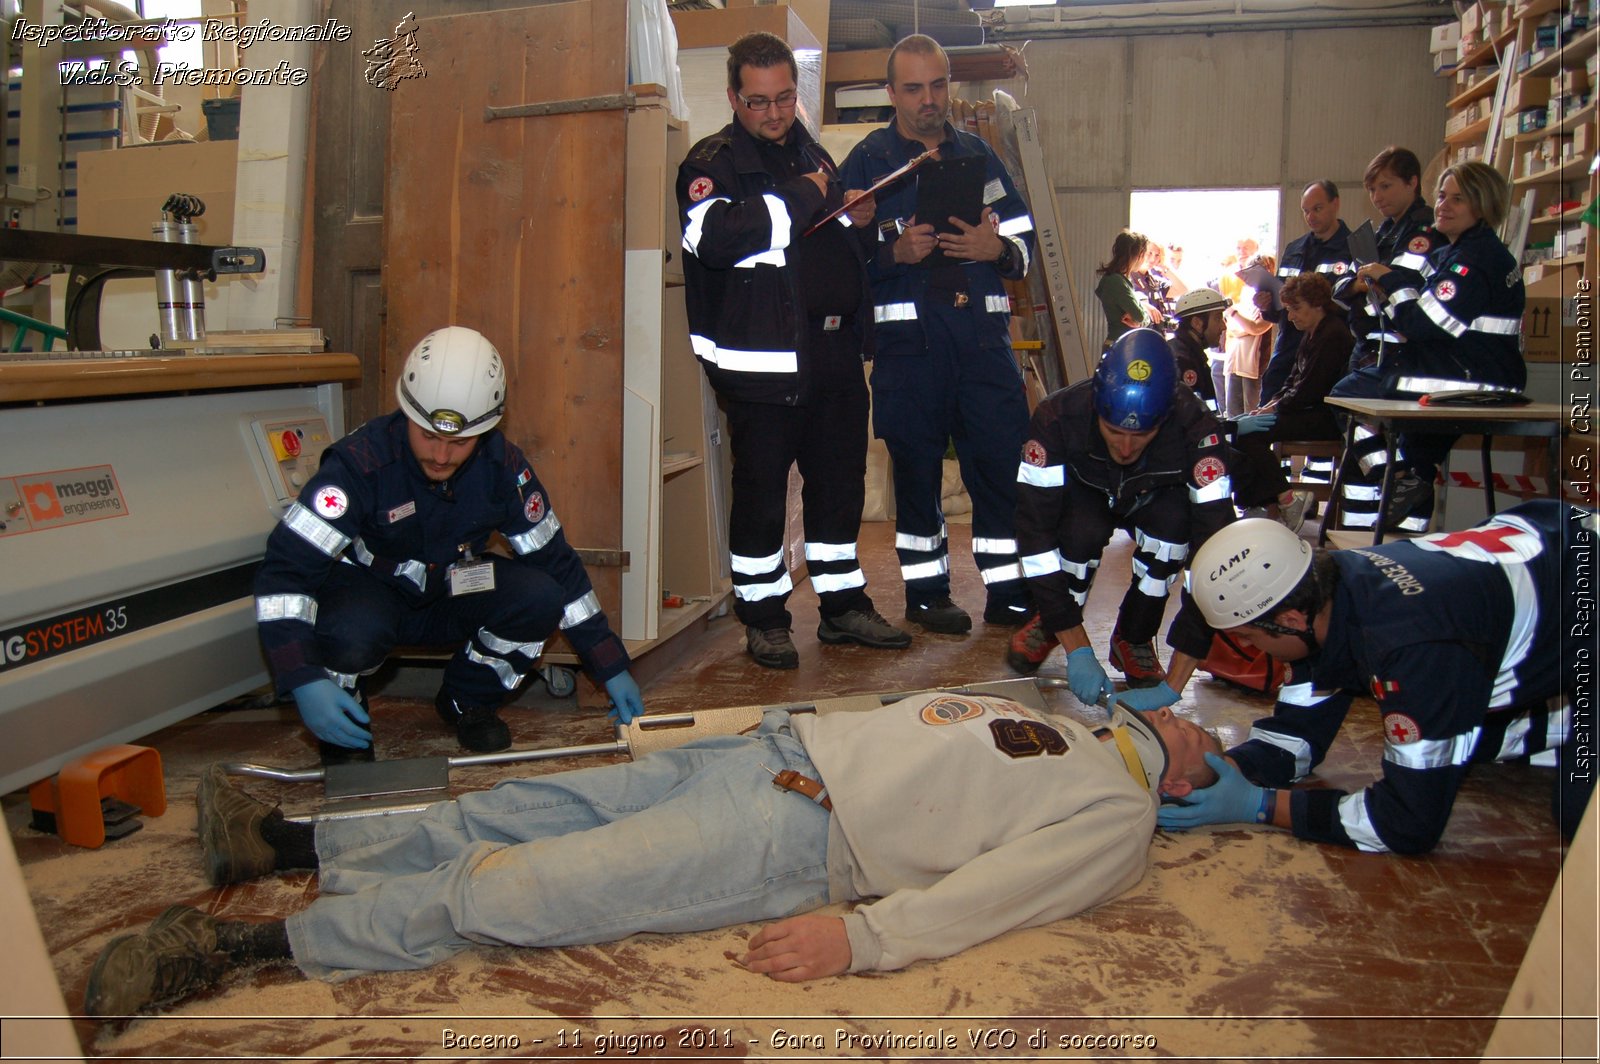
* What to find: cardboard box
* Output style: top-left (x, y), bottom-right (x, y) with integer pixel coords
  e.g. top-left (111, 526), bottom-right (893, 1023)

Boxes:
top-left (1460, 4), bottom-right (1481, 38)
top-left (1522, 265), bottom-right (1581, 362)
top-left (1431, 21), bottom-right (1462, 53)
top-left (1539, 133), bottom-right (1571, 161)
top-left (1572, 120), bottom-right (1593, 156)
top-left (1554, 66), bottom-right (1591, 96)
top-left (1504, 76), bottom-right (1551, 112)
top-left (75, 140), bottom-right (238, 244)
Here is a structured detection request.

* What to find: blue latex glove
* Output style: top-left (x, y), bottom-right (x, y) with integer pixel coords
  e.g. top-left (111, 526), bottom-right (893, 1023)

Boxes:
top-left (1157, 752), bottom-right (1266, 831)
top-left (1234, 413), bottom-right (1278, 436)
top-left (1065, 646), bottom-right (1116, 708)
top-left (603, 672), bottom-right (645, 726)
top-left (291, 679), bottom-right (371, 748)
top-left (1106, 681), bottom-right (1179, 714)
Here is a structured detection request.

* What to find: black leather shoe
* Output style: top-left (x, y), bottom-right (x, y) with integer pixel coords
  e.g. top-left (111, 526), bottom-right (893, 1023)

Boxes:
top-left (817, 608), bottom-right (912, 649)
top-left (746, 626), bottom-right (800, 669)
top-left (906, 597), bottom-right (971, 635)
top-left (436, 695), bottom-right (511, 752)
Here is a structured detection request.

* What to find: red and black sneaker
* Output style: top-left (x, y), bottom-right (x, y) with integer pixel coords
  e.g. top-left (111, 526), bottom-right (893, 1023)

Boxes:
top-left (1005, 614), bottom-right (1056, 674)
top-left (1108, 627), bottom-right (1165, 688)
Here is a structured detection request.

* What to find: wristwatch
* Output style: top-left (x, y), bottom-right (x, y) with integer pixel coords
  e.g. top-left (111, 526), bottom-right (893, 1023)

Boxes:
top-left (994, 238), bottom-right (1015, 272)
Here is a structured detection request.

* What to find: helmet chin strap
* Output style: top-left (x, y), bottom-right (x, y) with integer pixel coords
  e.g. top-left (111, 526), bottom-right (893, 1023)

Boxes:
top-left (1251, 615), bottom-right (1320, 657)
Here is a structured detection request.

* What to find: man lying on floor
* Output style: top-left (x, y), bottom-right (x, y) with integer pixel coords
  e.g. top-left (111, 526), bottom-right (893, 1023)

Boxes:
top-left (85, 691), bottom-right (1221, 1016)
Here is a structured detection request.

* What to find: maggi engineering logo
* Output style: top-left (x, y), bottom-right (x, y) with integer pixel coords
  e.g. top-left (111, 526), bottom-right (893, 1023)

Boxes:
top-left (9, 466), bottom-right (127, 532)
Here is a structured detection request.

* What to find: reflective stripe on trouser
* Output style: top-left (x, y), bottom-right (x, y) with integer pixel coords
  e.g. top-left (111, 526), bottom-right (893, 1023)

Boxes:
top-left (289, 713), bottom-right (831, 979)
top-left (870, 302), bottom-right (1029, 608)
top-left (305, 557), bottom-right (566, 710)
top-left (721, 327), bottom-right (874, 629)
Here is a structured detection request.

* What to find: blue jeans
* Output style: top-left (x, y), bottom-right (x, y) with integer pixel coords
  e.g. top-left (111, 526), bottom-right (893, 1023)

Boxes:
top-left (286, 711), bottom-right (834, 979)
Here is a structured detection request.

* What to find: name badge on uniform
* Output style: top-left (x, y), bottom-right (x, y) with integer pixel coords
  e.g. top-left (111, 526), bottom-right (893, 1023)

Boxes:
top-left (448, 559), bottom-right (495, 596)
top-left (823, 315), bottom-right (842, 331)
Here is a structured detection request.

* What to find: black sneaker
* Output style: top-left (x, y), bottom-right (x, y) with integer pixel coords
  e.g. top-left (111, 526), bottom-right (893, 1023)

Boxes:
top-left (983, 600), bottom-right (1035, 626)
top-left (436, 695), bottom-right (511, 752)
top-left (1381, 471), bottom-right (1434, 532)
top-left (196, 765), bottom-right (277, 887)
top-left (1005, 614), bottom-right (1055, 674)
top-left (1108, 627), bottom-right (1165, 688)
top-left (905, 597), bottom-right (971, 635)
top-left (84, 906), bottom-right (228, 1017)
top-left (746, 626), bottom-right (800, 670)
top-left (817, 608), bottom-right (912, 649)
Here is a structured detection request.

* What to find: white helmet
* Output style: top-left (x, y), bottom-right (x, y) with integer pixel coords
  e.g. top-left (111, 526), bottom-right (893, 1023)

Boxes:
top-left (1172, 287), bottom-right (1230, 319)
top-left (396, 326), bottom-right (506, 437)
top-left (1190, 518), bottom-right (1312, 628)
top-left (1108, 704), bottom-right (1169, 793)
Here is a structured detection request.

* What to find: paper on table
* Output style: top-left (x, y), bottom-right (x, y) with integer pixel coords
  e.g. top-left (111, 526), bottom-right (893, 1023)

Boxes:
top-left (802, 147), bottom-right (940, 236)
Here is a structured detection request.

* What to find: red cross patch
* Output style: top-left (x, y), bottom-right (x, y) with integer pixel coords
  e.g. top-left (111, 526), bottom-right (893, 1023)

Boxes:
top-left (687, 176), bottom-right (715, 202)
top-left (1023, 439), bottom-right (1048, 467)
top-left (1332, 261), bottom-right (1348, 274)
top-left (1435, 279), bottom-right (1457, 301)
top-left (314, 485), bottom-right (348, 519)
top-left (1383, 712), bottom-right (1420, 745)
top-left (1183, 369), bottom-right (1198, 386)
top-left (524, 491), bottom-right (546, 523)
top-left (1408, 235), bottom-right (1431, 254)
top-left (1193, 455), bottom-right (1226, 486)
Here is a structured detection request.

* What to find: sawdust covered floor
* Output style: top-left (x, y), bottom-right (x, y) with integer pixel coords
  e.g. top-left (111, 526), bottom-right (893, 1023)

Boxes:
top-left (6, 522), bottom-right (1569, 1061)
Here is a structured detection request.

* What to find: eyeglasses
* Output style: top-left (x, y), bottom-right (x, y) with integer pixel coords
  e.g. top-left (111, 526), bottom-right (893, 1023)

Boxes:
top-left (737, 90), bottom-right (798, 112)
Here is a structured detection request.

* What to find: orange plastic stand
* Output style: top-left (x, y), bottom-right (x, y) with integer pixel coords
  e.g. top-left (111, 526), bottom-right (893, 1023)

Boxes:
top-left (26, 744), bottom-right (166, 848)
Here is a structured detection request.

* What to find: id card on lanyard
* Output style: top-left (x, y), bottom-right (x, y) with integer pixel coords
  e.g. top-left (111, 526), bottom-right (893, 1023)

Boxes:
top-left (448, 546), bottom-right (495, 596)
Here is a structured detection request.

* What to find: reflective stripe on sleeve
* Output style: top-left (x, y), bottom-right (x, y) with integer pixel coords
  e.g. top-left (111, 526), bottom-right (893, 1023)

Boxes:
top-left (1471, 315), bottom-right (1521, 335)
top-left (560, 590), bottom-right (602, 628)
top-left (762, 192), bottom-right (793, 251)
top-left (733, 248), bottom-right (787, 269)
top-left (1386, 287), bottom-right (1421, 307)
top-left (508, 513), bottom-right (563, 554)
top-left (1017, 462), bottom-right (1065, 488)
top-left (282, 502), bottom-right (349, 557)
top-left (256, 593), bottom-right (316, 624)
top-left (1190, 476), bottom-right (1233, 504)
top-left (1418, 291), bottom-right (1468, 337)
top-left (688, 334), bottom-right (799, 374)
top-left (997, 213), bottom-right (1034, 238)
top-left (681, 196), bottom-right (733, 255)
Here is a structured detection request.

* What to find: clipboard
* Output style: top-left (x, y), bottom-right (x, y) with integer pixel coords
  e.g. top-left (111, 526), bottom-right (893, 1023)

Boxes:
top-left (1346, 219), bottom-right (1380, 266)
top-left (802, 147), bottom-right (939, 236)
top-left (1236, 263), bottom-right (1283, 312)
top-left (915, 155), bottom-right (987, 267)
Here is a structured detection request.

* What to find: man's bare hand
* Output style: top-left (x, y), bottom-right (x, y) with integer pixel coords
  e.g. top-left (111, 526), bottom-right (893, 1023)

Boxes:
top-left (739, 914), bottom-right (851, 982)
top-left (843, 190), bottom-right (876, 228)
top-left (893, 219), bottom-right (938, 265)
top-left (937, 206), bottom-right (1004, 262)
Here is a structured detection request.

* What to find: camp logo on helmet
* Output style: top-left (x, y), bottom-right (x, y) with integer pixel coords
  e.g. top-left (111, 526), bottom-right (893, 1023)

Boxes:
top-left (430, 409), bottom-right (466, 435)
top-left (1126, 359), bottom-right (1152, 381)
top-left (1209, 546), bottom-right (1250, 581)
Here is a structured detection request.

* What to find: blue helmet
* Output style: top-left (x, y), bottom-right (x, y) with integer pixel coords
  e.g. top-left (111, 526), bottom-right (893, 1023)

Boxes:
top-left (1094, 328), bottom-right (1177, 431)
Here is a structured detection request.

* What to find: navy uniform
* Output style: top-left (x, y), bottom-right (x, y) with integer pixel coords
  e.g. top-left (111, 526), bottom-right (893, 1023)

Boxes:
top-left (1329, 220), bottom-right (1526, 530)
top-left (1015, 381), bottom-right (1233, 669)
top-left (677, 118), bottom-right (886, 641)
top-left (1229, 501), bottom-right (1591, 853)
top-left (840, 120), bottom-right (1035, 622)
top-left (254, 412), bottom-right (629, 724)
top-left (1259, 221), bottom-right (1354, 402)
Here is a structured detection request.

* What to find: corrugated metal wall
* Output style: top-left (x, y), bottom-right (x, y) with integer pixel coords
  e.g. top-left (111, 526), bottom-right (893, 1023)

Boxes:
top-left (966, 25), bottom-right (1448, 353)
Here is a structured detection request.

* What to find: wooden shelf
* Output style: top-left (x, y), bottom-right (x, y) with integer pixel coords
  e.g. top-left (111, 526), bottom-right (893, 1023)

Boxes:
top-left (661, 452), bottom-right (704, 479)
top-left (1554, 99), bottom-right (1598, 134)
top-left (1523, 25), bottom-right (1599, 78)
top-left (1515, 0), bottom-right (1566, 21)
top-left (1528, 203), bottom-right (1592, 225)
top-left (1446, 116), bottom-right (1493, 145)
top-left (1447, 69), bottom-right (1502, 108)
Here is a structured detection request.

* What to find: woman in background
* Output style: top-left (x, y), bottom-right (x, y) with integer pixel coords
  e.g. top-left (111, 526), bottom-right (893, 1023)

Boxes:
top-left (1095, 230), bottom-right (1158, 348)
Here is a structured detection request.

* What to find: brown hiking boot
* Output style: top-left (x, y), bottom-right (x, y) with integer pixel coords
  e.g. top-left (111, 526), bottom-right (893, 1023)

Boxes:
top-left (83, 906), bottom-right (228, 1017)
top-left (746, 626), bottom-right (799, 669)
top-left (196, 764), bottom-right (278, 887)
